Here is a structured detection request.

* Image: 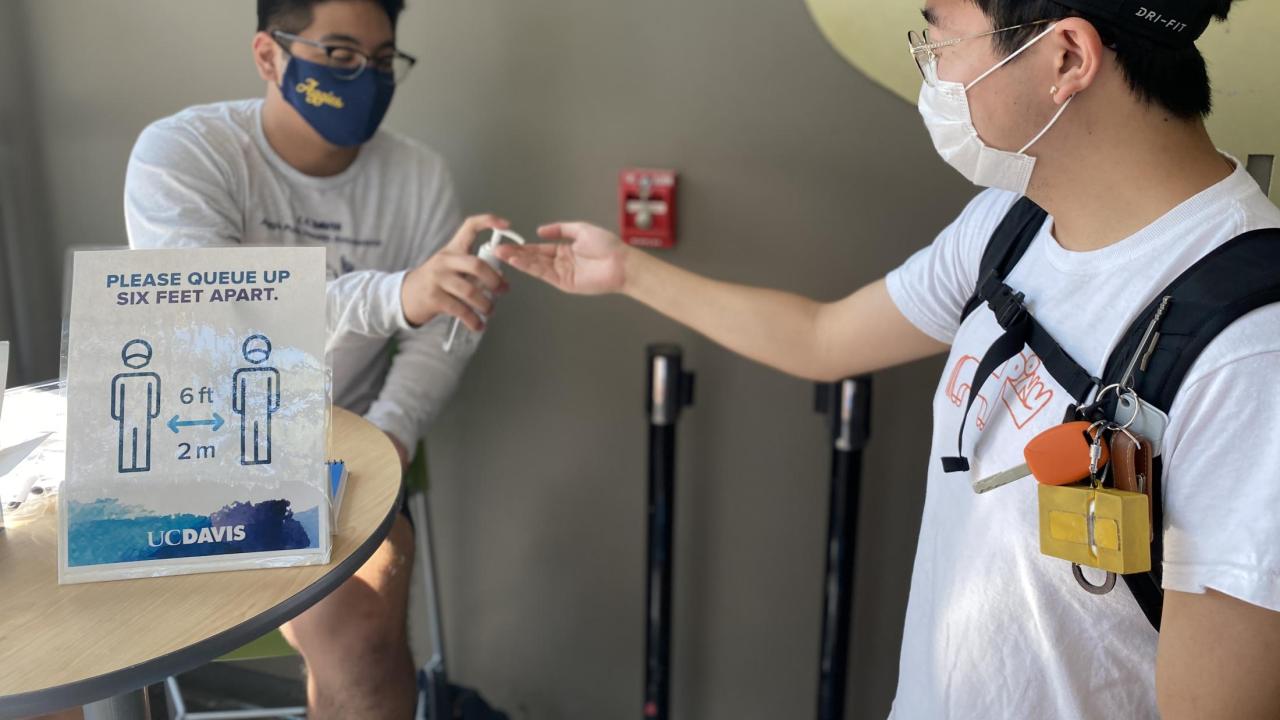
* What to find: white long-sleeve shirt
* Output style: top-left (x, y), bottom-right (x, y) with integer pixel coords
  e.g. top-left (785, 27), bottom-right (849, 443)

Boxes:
top-left (124, 99), bottom-right (472, 454)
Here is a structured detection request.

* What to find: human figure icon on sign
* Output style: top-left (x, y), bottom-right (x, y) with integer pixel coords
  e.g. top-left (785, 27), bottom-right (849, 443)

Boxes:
top-left (111, 339), bottom-right (161, 474)
top-left (232, 334), bottom-right (281, 465)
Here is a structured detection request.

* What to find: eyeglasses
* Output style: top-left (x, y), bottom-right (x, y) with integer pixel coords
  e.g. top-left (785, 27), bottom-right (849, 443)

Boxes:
top-left (907, 20), bottom-right (1051, 87)
top-left (271, 30), bottom-right (417, 85)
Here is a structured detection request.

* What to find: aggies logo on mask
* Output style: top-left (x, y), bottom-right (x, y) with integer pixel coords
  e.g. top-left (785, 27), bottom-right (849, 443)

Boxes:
top-left (294, 77), bottom-right (345, 109)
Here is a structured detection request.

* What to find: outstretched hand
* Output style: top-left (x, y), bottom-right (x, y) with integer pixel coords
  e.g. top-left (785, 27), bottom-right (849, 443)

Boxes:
top-left (492, 222), bottom-right (630, 296)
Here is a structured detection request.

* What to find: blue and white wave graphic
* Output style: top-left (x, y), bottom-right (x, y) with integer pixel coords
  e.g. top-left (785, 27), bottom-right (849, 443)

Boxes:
top-left (67, 497), bottom-right (318, 566)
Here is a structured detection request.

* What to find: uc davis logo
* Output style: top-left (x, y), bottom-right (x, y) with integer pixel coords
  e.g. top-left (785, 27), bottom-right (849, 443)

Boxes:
top-left (147, 525), bottom-right (247, 547)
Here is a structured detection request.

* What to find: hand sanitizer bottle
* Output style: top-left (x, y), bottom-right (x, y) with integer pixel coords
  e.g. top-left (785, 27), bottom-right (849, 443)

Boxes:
top-left (442, 229), bottom-right (526, 353)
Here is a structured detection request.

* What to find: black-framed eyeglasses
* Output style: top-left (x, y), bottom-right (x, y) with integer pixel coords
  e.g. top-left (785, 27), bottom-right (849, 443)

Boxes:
top-left (271, 30), bottom-right (417, 85)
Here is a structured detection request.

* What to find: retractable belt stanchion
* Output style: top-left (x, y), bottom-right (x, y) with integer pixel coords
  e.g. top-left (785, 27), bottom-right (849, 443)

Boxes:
top-left (813, 376), bottom-right (873, 720)
top-left (643, 345), bottom-right (695, 720)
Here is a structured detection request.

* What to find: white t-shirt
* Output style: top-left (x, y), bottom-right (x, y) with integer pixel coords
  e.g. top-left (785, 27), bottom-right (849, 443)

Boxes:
top-left (885, 159), bottom-right (1280, 719)
top-left (124, 99), bottom-right (468, 452)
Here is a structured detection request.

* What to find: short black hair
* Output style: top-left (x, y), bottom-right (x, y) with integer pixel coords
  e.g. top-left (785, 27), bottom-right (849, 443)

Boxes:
top-left (257, 0), bottom-right (406, 33)
top-left (969, 0), bottom-right (1238, 119)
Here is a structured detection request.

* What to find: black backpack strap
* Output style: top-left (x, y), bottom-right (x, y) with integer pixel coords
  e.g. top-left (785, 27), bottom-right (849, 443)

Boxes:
top-left (940, 281), bottom-right (1101, 472)
top-left (959, 197), bottom-right (1048, 323)
top-left (1103, 228), bottom-right (1280, 412)
top-left (942, 198), bottom-right (1098, 473)
top-left (1097, 227), bottom-right (1280, 631)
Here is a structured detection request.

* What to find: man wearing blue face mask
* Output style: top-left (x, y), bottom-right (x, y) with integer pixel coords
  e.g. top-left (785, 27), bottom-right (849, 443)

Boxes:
top-left (123, 1), bottom-right (506, 716)
top-left (500, 0), bottom-right (1280, 717)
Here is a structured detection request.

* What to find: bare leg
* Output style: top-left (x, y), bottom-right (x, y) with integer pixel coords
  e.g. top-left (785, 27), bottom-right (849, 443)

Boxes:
top-left (281, 514), bottom-right (416, 719)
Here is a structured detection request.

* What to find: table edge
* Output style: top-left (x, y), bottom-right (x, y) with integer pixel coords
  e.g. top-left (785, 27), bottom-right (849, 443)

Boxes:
top-left (0, 485), bottom-right (403, 719)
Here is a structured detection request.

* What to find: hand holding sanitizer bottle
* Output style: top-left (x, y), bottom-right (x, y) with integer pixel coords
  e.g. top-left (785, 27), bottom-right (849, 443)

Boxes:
top-left (443, 229), bottom-right (526, 354)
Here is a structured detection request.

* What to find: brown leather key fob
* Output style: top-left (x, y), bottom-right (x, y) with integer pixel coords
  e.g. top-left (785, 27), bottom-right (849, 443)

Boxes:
top-left (1111, 430), bottom-right (1155, 541)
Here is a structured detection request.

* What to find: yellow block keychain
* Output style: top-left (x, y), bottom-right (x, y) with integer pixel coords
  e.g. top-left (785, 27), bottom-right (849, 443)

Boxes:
top-left (1038, 483), bottom-right (1151, 575)
top-left (1037, 423), bottom-right (1151, 576)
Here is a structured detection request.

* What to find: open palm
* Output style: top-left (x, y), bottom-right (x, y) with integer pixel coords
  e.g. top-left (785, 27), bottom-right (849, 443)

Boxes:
top-left (493, 222), bottom-right (628, 295)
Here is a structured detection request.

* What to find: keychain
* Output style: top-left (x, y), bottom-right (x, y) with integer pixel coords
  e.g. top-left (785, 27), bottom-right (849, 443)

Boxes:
top-left (1037, 423), bottom-right (1152, 592)
top-left (972, 420), bottom-right (1108, 493)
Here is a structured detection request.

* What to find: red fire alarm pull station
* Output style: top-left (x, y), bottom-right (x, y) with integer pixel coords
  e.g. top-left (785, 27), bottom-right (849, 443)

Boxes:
top-left (620, 168), bottom-right (678, 249)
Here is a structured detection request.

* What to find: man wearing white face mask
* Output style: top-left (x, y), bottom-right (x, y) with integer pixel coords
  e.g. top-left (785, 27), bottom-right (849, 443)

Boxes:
top-left (500, 0), bottom-right (1280, 717)
top-left (915, 19), bottom-right (1076, 194)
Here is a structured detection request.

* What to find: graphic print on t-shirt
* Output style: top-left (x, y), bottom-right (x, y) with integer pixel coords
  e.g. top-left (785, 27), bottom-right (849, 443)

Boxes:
top-left (259, 214), bottom-right (384, 248)
top-left (944, 350), bottom-right (1055, 434)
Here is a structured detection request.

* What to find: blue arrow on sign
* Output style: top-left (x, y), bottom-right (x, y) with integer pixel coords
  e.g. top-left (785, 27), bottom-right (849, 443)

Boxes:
top-left (168, 413), bottom-right (225, 434)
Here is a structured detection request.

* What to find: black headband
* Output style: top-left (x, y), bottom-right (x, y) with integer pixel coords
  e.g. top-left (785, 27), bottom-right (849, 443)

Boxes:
top-left (1049, 0), bottom-right (1216, 47)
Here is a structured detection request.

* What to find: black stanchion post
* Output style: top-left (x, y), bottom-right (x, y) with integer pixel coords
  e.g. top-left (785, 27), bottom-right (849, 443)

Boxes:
top-left (643, 345), bottom-right (695, 720)
top-left (814, 376), bottom-right (873, 720)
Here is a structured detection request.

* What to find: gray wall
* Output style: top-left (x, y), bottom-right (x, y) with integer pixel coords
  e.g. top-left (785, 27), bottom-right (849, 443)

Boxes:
top-left (18, 1), bottom-right (979, 717)
top-left (0, 1), bottom-right (61, 384)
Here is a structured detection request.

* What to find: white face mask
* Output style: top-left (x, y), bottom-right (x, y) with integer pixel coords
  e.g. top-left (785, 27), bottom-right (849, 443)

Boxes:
top-left (918, 22), bottom-right (1073, 195)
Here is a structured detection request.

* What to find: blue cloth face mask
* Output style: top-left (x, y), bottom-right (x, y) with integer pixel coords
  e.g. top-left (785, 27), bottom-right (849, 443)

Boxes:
top-left (280, 56), bottom-right (394, 147)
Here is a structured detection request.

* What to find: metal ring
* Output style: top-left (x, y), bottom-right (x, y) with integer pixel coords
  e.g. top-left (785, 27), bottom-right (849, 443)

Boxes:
top-left (1111, 420), bottom-right (1139, 448)
top-left (1078, 383), bottom-right (1123, 418)
top-left (1073, 564), bottom-right (1117, 595)
top-left (1093, 383), bottom-right (1124, 405)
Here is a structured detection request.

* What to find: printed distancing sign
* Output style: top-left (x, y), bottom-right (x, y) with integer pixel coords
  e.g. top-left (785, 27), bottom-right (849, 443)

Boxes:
top-left (61, 247), bottom-right (330, 584)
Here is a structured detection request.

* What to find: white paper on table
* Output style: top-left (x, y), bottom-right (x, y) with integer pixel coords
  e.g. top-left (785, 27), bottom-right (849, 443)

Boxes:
top-left (1, 433), bottom-right (53, 511)
top-left (0, 433), bottom-right (52, 478)
top-left (0, 383), bottom-right (66, 513)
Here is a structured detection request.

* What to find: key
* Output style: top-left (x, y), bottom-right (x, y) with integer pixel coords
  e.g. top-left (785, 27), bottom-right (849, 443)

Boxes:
top-left (972, 421), bottom-right (1110, 494)
top-left (1115, 391), bottom-right (1169, 457)
top-left (1110, 428), bottom-right (1156, 541)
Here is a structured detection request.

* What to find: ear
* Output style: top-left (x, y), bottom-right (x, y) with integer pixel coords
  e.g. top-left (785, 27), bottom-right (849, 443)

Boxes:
top-left (252, 31), bottom-right (285, 85)
top-left (1048, 17), bottom-right (1104, 105)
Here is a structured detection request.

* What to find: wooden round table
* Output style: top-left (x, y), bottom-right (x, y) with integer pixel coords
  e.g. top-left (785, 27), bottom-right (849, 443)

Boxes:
top-left (0, 408), bottom-right (402, 719)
